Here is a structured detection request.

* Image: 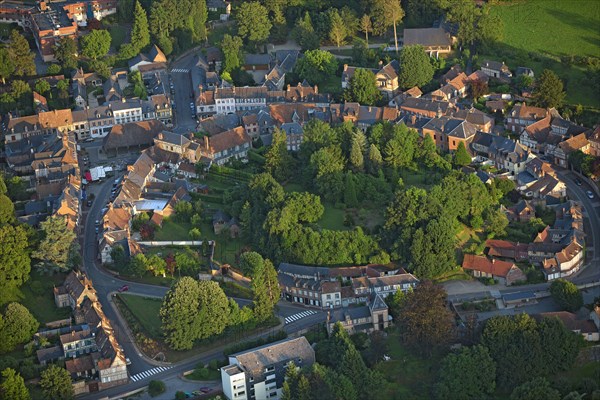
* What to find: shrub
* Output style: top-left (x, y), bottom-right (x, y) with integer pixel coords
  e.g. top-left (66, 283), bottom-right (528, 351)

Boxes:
top-left (148, 380), bottom-right (166, 397)
top-left (175, 391), bottom-right (186, 400)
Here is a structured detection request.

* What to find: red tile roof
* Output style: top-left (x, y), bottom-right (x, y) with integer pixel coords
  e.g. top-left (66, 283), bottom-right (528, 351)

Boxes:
top-left (462, 254), bottom-right (517, 278)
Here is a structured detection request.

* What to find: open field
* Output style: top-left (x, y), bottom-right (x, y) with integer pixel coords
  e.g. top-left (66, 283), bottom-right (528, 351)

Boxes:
top-left (118, 294), bottom-right (163, 339)
top-left (484, 0), bottom-right (600, 107)
top-left (16, 271), bottom-right (71, 324)
top-left (376, 331), bottom-right (441, 400)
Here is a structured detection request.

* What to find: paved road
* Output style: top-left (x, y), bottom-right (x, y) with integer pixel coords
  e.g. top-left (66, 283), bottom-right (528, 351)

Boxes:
top-left (80, 178), bottom-right (326, 398)
top-left (169, 51), bottom-right (207, 134)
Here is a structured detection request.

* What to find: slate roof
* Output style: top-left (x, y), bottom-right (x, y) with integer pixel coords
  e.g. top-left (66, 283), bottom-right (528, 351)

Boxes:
top-left (103, 120), bottom-right (165, 150)
top-left (231, 337), bottom-right (315, 380)
top-left (403, 27), bottom-right (452, 47)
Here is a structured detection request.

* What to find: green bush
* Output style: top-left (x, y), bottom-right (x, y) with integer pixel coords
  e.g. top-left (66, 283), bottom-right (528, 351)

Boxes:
top-left (148, 380), bottom-right (166, 397)
top-left (224, 331), bottom-right (287, 355)
top-left (175, 391), bottom-right (186, 400)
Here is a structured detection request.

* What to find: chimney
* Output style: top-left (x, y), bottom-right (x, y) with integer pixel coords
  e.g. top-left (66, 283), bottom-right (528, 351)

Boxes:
top-left (287, 84), bottom-right (291, 91)
top-left (378, 60), bottom-right (383, 68)
top-left (411, 115), bottom-right (416, 125)
top-left (204, 135), bottom-right (209, 150)
top-left (343, 64), bottom-right (348, 71)
top-left (314, 85), bottom-right (318, 94)
top-left (40, 1), bottom-right (47, 11)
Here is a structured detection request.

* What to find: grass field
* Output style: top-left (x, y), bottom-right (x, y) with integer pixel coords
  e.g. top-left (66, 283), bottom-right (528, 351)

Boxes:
top-left (118, 294), bottom-right (163, 339)
top-left (154, 220), bottom-right (193, 241)
top-left (376, 331), bottom-right (441, 399)
top-left (318, 202), bottom-right (348, 231)
top-left (484, 0), bottom-right (600, 106)
top-left (16, 271), bottom-right (71, 324)
top-left (106, 24), bottom-right (128, 51)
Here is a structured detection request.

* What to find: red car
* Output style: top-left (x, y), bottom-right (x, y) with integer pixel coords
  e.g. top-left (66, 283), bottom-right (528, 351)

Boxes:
top-left (118, 285), bottom-right (129, 293)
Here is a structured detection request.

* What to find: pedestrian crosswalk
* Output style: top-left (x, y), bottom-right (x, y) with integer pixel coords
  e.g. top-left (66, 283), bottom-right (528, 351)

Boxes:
top-left (284, 310), bottom-right (317, 324)
top-left (171, 68), bottom-right (189, 73)
top-left (130, 366), bottom-right (173, 382)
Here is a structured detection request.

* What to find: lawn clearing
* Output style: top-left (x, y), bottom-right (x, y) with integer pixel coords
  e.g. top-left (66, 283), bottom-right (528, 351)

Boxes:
top-left (118, 294), bottom-right (163, 339)
top-left (484, 0), bottom-right (600, 106)
top-left (318, 202), bottom-right (348, 231)
top-left (155, 220), bottom-right (193, 241)
top-left (376, 330), bottom-right (440, 399)
top-left (17, 271), bottom-right (72, 324)
top-left (108, 25), bottom-right (127, 50)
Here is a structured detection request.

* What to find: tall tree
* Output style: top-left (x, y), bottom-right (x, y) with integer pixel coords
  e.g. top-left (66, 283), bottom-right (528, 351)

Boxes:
top-left (294, 50), bottom-right (337, 86)
top-left (328, 10), bottom-right (347, 48)
top-left (453, 141), bottom-right (472, 166)
top-left (195, 280), bottom-right (230, 338)
top-left (359, 14), bottom-right (372, 45)
top-left (0, 303), bottom-right (39, 353)
top-left (344, 172), bottom-right (358, 207)
top-left (239, 251), bottom-right (265, 278)
top-left (32, 216), bottom-right (77, 271)
top-left (251, 257), bottom-right (280, 321)
top-left (220, 34), bottom-right (243, 73)
top-left (81, 30), bottom-right (111, 60)
top-left (236, 2), bottom-right (271, 45)
top-left (292, 12), bottom-right (320, 51)
top-left (367, 144), bottom-right (383, 174)
top-left (510, 378), bottom-right (560, 400)
top-left (396, 281), bottom-right (454, 355)
top-left (8, 30), bottom-right (36, 77)
top-left (53, 37), bottom-right (78, 71)
top-left (265, 129), bottom-right (293, 182)
top-left (349, 131), bottom-right (366, 171)
top-left (533, 69), bottom-right (566, 109)
top-left (443, 0), bottom-right (502, 48)
top-left (549, 279), bottom-right (583, 312)
top-left (344, 68), bottom-right (382, 106)
top-left (372, 0), bottom-right (403, 52)
top-left (398, 45), bottom-right (435, 89)
top-left (0, 368), bottom-right (30, 400)
top-left (435, 345), bottom-right (496, 400)
top-left (130, 1), bottom-right (150, 52)
top-left (0, 225), bottom-right (30, 304)
top-left (0, 194), bottom-right (15, 226)
top-left (34, 79), bottom-right (51, 96)
top-left (0, 48), bottom-right (14, 84)
top-left (160, 277), bottom-right (203, 350)
top-left (39, 365), bottom-right (73, 400)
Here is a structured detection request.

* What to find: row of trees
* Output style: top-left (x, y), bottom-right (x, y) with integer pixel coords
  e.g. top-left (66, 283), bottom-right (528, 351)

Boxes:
top-left (159, 252), bottom-right (279, 350)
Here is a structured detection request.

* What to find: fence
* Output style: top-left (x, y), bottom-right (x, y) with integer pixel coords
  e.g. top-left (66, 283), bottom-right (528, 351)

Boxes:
top-left (137, 240), bottom-right (212, 246)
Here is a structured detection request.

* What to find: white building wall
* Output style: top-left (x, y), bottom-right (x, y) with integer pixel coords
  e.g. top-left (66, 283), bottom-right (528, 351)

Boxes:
top-left (221, 368), bottom-right (247, 400)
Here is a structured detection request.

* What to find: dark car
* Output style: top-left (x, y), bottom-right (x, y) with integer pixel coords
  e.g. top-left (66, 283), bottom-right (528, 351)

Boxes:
top-left (118, 285), bottom-right (129, 292)
top-left (575, 178), bottom-right (582, 186)
top-left (87, 199), bottom-right (93, 207)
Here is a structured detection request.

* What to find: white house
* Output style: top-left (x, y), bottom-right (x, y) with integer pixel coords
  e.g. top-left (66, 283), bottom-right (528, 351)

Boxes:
top-left (221, 337), bottom-right (315, 400)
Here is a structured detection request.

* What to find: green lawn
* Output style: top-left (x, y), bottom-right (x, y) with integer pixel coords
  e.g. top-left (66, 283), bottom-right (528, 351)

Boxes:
top-left (318, 202), bottom-right (348, 231)
top-left (118, 294), bottom-right (163, 339)
top-left (376, 331), bottom-right (441, 399)
top-left (485, 0), bottom-right (600, 106)
top-left (16, 271), bottom-right (72, 325)
top-left (185, 365), bottom-right (221, 381)
top-left (155, 220), bottom-right (193, 241)
top-left (108, 25), bottom-right (127, 50)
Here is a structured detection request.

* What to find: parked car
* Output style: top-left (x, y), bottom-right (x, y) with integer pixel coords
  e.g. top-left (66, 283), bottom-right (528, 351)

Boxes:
top-left (587, 190), bottom-right (594, 199)
top-left (95, 219), bottom-right (100, 226)
top-left (95, 226), bottom-right (99, 234)
top-left (87, 199), bottom-right (93, 207)
top-left (118, 285), bottom-right (129, 292)
top-left (575, 178), bottom-right (582, 186)
top-left (126, 358), bottom-right (131, 365)
top-left (199, 387), bottom-right (211, 393)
